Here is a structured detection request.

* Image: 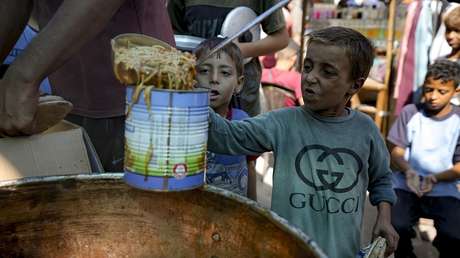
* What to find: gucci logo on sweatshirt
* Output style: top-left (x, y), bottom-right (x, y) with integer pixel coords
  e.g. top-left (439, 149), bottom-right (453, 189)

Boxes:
top-left (295, 145), bottom-right (363, 193)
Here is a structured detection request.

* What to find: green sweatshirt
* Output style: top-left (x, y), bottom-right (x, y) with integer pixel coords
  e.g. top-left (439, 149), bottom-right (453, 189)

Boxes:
top-left (208, 107), bottom-right (396, 258)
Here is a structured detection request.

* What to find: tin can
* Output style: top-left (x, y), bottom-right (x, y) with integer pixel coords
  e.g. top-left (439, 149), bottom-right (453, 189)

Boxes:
top-left (124, 86), bottom-right (209, 191)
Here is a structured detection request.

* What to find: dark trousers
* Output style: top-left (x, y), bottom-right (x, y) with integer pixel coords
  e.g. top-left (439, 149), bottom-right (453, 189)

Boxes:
top-left (391, 189), bottom-right (460, 258)
top-left (66, 114), bottom-right (125, 172)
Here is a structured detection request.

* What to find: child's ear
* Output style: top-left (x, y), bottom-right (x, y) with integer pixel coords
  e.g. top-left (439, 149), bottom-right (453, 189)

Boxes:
top-left (235, 75), bottom-right (244, 94)
top-left (347, 77), bottom-right (365, 95)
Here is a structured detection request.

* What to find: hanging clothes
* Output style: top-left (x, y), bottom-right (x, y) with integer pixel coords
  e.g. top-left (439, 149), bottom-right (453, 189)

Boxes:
top-left (394, 0), bottom-right (422, 115)
top-left (412, 0), bottom-right (434, 101)
top-left (393, 1), bottom-right (420, 100)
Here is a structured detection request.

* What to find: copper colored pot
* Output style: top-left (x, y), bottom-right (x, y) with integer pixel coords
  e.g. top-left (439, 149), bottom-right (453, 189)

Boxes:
top-left (0, 174), bottom-right (327, 258)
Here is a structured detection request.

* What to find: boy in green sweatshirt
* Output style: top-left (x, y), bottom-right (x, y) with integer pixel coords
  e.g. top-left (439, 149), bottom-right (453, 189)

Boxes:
top-left (207, 26), bottom-right (399, 258)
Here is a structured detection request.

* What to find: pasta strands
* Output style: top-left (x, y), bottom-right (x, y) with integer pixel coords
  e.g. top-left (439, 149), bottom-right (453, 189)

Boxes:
top-left (114, 44), bottom-right (196, 90)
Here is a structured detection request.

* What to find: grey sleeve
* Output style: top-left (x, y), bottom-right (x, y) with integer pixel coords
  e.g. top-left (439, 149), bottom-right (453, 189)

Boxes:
top-left (207, 108), bottom-right (276, 156)
top-left (387, 104), bottom-right (418, 147)
top-left (368, 128), bottom-right (397, 206)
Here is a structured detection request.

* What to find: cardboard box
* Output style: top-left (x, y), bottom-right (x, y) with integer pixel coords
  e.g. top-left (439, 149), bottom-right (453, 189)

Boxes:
top-left (0, 120), bottom-right (103, 181)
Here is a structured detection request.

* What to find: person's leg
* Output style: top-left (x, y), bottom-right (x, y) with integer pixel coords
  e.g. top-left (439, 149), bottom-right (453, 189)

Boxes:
top-left (422, 196), bottom-right (460, 258)
top-left (235, 59), bottom-right (262, 117)
top-left (66, 114), bottom-right (125, 172)
top-left (391, 189), bottom-right (421, 258)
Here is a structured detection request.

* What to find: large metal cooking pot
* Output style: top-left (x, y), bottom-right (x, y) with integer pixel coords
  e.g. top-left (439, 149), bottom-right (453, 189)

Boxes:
top-left (0, 174), bottom-right (327, 258)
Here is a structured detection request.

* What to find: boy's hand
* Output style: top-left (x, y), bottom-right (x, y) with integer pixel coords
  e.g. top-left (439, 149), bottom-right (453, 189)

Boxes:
top-left (404, 168), bottom-right (422, 197)
top-left (373, 202), bottom-right (399, 257)
top-left (373, 220), bottom-right (399, 257)
top-left (372, 220), bottom-right (399, 257)
top-left (420, 175), bottom-right (437, 194)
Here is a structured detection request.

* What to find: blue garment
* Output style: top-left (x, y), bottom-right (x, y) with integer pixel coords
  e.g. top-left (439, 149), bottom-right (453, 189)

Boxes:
top-left (206, 108), bottom-right (249, 196)
top-left (4, 26), bottom-right (51, 94)
top-left (388, 104), bottom-right (460, 199)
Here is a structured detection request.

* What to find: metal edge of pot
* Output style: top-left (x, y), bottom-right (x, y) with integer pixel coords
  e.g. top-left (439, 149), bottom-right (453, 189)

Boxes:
top-left (0, 174), bottom-right (328, 258)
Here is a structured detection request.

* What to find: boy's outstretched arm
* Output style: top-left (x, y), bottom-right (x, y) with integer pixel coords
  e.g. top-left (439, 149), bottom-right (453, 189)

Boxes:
top-left (207, 108), bottom-right (277, 156)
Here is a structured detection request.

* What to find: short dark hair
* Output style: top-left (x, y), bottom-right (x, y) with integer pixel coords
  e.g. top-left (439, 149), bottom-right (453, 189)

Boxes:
top-left (194, 37), bottom-right (244, 77)
top-left (306, 26), bottom-right (375, 81)
top-left (425, 60), bottom-right (460, 86)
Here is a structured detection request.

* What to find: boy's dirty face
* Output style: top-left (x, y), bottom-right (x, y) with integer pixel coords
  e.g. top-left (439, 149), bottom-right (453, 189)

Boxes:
top-left (423, 77), bottom-right (458, 113)
top-left (301, 42), bottom-right (356, 116)
top-left (196, 52), bottom-right (242, 110)
top-left (445, 22), bottom-right (460, 50)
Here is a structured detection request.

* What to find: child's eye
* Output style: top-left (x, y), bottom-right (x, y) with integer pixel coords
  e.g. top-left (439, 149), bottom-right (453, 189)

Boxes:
top-left (423, 88), bottom-right (434, 93)
top-left (439, 90), bottom-right (448, 95)
top-left (322, 69), bottom-right (336, 76)
top-left (303, 60), bottom-right (313, 71)
top-left (303, 65), bottom-right (312, 72)
top-left (221, 71), bottom-right (231, 76)
top-left (198, 69), bottom-right (209, 74)
top-left (446, 27), bottom-right (460, 33)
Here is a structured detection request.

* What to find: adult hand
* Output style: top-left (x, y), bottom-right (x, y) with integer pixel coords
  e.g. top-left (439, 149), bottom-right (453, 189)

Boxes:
top-left (0, 69), bottom-right (39, 136)
top-left (420, 175), bottom-right (437, 194)
top-left (372, 217), bottom-right (399, 257)
top-left (405, 168), bottom-right (422, 197)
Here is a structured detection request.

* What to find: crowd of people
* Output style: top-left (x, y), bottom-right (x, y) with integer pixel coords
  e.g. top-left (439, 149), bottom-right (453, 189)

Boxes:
top-left (0, 1), bottom-right (459, 258)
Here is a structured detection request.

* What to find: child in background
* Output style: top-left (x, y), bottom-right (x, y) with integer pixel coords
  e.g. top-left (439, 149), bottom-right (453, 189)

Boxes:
top-left (388, 60), bottom-right (460, 258)
top-left (442, 6), bottom-right (460, 105)
top-left (261, 39), bottom-right (304, 108)
top-left (444, 6), bottom-right (460, 63)
top-left (194, 38), bottom-right (257, 200)
top-left (168, 0), bottom-right (289, 117)
top-left (206, 27), bottom-right (398, 258)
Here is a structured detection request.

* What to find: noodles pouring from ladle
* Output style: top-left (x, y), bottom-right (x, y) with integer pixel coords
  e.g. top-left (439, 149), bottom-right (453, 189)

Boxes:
top-left (113, 44), bottom-right (197, 117)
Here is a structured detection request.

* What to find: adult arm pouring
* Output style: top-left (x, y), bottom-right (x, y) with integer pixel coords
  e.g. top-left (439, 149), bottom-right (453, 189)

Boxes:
top-left (0, 0), bottom-right (126, 136)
